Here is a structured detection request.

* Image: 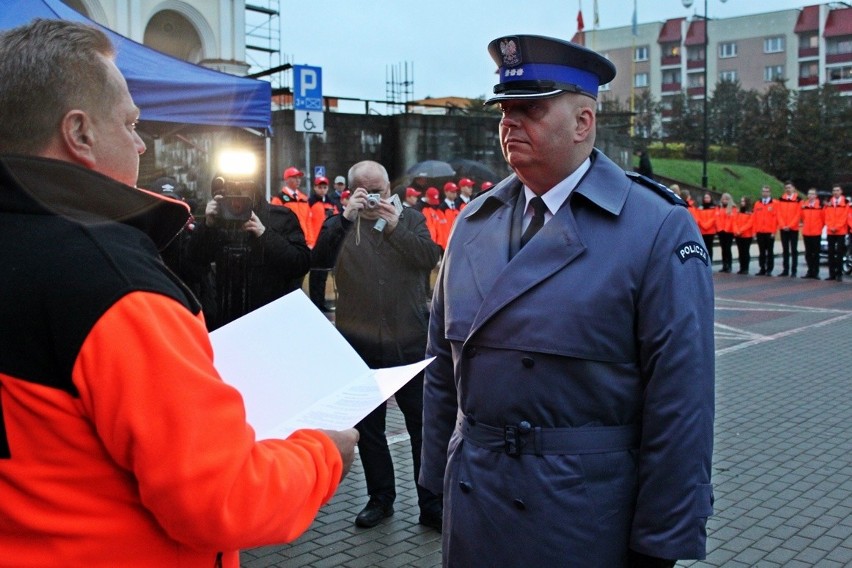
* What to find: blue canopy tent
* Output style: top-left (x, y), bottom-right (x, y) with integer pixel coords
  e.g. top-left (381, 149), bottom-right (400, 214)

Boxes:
top-left (1, 0), bottom-right (274, 190)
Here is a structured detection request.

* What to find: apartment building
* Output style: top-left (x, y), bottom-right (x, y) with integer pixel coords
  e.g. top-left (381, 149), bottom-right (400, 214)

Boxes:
top-left (573, 3), bottom-right (852, 131)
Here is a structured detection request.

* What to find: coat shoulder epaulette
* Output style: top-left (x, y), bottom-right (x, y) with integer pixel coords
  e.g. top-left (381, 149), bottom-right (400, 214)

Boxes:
top-left (625, 172), bottom-right (686, 207)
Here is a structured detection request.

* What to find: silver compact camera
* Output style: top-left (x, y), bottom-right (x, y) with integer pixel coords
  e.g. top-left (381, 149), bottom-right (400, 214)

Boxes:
top-left (365, 193), bottom-right (382, 209)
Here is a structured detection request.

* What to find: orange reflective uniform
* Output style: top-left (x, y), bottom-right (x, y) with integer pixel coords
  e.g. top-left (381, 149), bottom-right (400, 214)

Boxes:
top-left (271, 187), bottom-right (314, 245)
top-left (777, 193), bottom-right (803, 231)
top-left (752, 199), bottom-right (779, 234)
top-left (716, 206), bottom-right (735, 233)
top-left (732, 209), bottom-right (754, 238)
top-left (824, 196), bottom-right (849, 236)
top-left (800, 199), bottom-right (825, 237)
top-left (696, 206), bottom-right (718, 235)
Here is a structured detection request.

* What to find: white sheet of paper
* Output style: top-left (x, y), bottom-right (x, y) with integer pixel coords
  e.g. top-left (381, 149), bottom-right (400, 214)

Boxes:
top-left (209, 290), bottom-right (433, 440)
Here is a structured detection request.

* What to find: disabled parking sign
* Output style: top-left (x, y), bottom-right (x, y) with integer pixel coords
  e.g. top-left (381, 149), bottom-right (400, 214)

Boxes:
top-left (294, 65), bottom-right (324, 133)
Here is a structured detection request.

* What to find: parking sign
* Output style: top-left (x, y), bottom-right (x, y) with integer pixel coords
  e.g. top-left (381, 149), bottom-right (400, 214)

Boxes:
top-left (293, 65), bottom-right (323, 111)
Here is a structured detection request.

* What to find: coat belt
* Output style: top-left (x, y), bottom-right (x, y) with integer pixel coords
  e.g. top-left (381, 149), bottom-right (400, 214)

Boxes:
top-left (458, 414), bottom-right (639, 456)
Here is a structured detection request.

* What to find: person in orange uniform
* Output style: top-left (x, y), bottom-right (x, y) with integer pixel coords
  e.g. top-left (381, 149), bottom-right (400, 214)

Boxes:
top-left (800, 188), bottom-right (825, 279)
top-left (752, 185), bottom-right (779, 276)
top-left (733, 196), bottom-right (755, 274)
top-left (457, 177), bottom-right (475, 209)
top-left (776, 181), bottom-right (803, 277)
top-left (696, 192), bottom-right (718, 263)
top-left (272, 166), bottom-right (314, 245)
top-left (421, 187), bottom-right (449, 249)
top-left (308, 176), bottom-right (340, 311)
top-left (716, 192), bottom-right (736, 273)
top-left (0, 19), bottom-right (358, 568)
top-left (440, 181), bottom-right (461, 227)
top-left (824, 184), bottom-right (849, 282)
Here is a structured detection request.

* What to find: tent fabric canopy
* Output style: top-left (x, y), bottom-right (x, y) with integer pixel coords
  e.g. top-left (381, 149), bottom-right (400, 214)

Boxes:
top-left (0, 0), bottom-right (272, 132)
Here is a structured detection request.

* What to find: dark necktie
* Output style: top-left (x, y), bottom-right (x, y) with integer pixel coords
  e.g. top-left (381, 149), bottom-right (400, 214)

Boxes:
top-left (520, 196), bottom-right (547, 248)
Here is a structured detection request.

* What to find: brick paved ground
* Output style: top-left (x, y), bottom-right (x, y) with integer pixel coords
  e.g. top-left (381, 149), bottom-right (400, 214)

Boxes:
top-left (251, 251), bottom-right (852, 567)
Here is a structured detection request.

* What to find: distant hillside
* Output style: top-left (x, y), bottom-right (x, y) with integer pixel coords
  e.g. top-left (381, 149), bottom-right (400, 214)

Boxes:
top-left (636, 157), bottom-right (786, 202)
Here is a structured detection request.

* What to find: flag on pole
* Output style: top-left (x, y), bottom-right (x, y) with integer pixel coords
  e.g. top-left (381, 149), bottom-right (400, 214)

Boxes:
top-left (577, 9), bottom-right (585, 32)
top-left (631, 0), bottom-right (638, 36)
top-left (593, 0), bottom-right (600, 28)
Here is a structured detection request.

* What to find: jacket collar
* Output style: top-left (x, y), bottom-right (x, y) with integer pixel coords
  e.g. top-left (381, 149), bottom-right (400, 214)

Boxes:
top-left (463, 149), bottom-right (630, 220)
top-left (0, 154), bottom-right (190, 251)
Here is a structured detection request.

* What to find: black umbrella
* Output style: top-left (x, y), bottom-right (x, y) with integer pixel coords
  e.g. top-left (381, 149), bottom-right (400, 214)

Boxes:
top-left (448, 158), bottom-right (499, 184)
top-left (406, 160), bottom-right (456, 179)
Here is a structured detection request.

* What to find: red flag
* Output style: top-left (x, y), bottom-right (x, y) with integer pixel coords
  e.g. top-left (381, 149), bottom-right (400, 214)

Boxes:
top-left (577, 10), bottom-right (585, 32)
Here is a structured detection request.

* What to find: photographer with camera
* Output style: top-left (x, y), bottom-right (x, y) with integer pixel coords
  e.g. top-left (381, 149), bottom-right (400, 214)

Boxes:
top-left (312, 160), bottom-right (444, 531)
top-left (188, 176), bottom-right (310, 330)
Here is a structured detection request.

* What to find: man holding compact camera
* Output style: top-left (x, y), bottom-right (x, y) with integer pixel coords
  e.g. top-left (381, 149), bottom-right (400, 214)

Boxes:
top-left (187, 177), bottom-right (310, 330)
top-left (313, 160), bottom-right (444, 531)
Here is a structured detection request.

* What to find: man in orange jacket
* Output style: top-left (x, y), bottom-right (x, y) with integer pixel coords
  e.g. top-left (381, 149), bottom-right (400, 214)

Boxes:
top-left (777, 181), bottom-right (803, 277)
top-left (752, 185), bottom-right (779, 276)
top-left (272, 166), bottom-right (314, 245)
top-left (824, 184), bottom-right (849, 282)
top-left (800, 188), bottom-right (825, 279)
top-left (0, 20), bottom-right (358, 568)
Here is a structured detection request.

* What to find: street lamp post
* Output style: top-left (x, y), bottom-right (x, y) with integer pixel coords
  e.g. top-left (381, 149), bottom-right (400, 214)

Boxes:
top-left (682, 0), bottom-right (727, 189)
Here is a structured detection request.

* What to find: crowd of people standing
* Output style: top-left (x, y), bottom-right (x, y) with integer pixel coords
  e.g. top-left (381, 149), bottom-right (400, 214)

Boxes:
top-left (676, 182), bottom-right (850, 281)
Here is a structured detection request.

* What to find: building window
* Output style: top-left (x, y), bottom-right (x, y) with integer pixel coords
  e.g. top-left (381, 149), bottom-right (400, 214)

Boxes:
top-left (764, 36), bottom-right (784, 53)
top-left (662, 69), bottom-right (681, 84)
top-left (828, 64), bottom-right (852, 83)
top-left (662, 42), bottom-right (680, 58)
top-left (634, 72), bottom-right (649, 88)
top-left (800, 32), bottom-right (818, 49)
top-left (687, 45), bottom-right (706, 62)
top-left (719, 42), bottom-right (737, 58)
top-left (719, 70), bottom-right (738, 82)
top-left (764, 65), bottom-right (785, 81)
top-left (827, 37), bottom-right (852, 55)
top-left (799, 62), bottom-right (818, 78)
top-left (599, 82), bottom-right (611, 91)
top-left (634, 45), bottom-right (649, 61)
top-left (687, 72), bottom-right (705, 89)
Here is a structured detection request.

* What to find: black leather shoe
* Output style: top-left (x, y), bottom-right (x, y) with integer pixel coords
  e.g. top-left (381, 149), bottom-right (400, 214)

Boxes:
top-left (825, 275), bottom-right (836, 280)
top-left (355, 498), bottom-right (394, 528)
top-left (418, 509), bottom-right (443, 532)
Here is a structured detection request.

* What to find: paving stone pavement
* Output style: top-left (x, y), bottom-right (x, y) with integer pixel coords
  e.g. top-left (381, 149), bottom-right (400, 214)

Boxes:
top-left (250, 255), bottom-right (851, 567)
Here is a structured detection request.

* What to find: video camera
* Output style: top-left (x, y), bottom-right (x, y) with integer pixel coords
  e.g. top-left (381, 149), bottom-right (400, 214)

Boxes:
top-left (211, 176), bottom-right (255, 223)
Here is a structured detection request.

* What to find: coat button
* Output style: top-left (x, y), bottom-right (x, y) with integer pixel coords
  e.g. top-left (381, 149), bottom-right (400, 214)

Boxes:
top-left (518, 421), bottom-right (531, 434)
top-left (513, 498), bottom-right (526, 510)
top-left (459, 481), bottom-right (472, 493)
top-left (521, 356), bottom-right (534, 368)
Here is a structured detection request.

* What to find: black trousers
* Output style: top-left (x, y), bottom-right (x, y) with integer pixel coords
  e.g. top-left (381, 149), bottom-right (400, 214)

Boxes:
top-left (756, 232), bottom-right (775, 273)
top-left (702, 233), bottom-right (715, 263)
top-left (718, 231), bottom-right (733, 270)
top-left (779, 229), bottom-right (799, 274)
top-left (735, 236), bottom-right (752, 272)
top-left (803, 235), bottom-right (821, 276)
top-left (826, 234), bottom-right (847, 277)
top-left (355, 371), bottom-right (439, 511)
top-left (308, 268), bottom-right (331, 309)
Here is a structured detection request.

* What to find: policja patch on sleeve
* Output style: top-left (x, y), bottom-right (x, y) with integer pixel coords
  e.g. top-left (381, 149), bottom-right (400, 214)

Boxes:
top-left (675, 241), bottom-right (709, 265)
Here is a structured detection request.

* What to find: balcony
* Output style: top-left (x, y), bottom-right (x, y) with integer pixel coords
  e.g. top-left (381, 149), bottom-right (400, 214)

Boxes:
top-left (798, 47), bottom-right (819, 58)
top-left (827, 52), bottom-right (852, 64)
top-left (687, 86), bottom-right (705, 97)
top-left (661, 82), bottom-right (682, 92)
top-left (798, 76), bottom-right (819, 87)
top-left (660, 55), bottom-right (681, 67)
top-left (687, 59), bottom-right (706, 70)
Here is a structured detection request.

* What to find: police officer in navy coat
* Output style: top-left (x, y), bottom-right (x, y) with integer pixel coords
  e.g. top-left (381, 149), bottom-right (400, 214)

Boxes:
top-left (420, 35), bottom-right (715, 567)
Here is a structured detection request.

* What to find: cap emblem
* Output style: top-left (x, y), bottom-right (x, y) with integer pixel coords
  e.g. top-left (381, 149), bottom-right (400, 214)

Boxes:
top-left (499, 37), bottom-right (522, 67)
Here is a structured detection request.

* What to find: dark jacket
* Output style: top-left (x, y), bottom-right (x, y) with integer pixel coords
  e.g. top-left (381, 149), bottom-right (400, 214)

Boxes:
top-left (187, 200), bottom-right (309, 329)
top-left (312, 209), bottom-right (441, 367)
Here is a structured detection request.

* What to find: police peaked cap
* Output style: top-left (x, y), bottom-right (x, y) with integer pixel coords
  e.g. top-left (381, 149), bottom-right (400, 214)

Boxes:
top-left (485, 34), bottom-right (616, 104)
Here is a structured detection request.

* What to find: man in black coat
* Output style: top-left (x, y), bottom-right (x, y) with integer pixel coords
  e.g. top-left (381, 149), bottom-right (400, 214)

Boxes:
top-left (187, 178), bottom-right (310, 330)
top-left (313, 160), bottom-right (443, 531)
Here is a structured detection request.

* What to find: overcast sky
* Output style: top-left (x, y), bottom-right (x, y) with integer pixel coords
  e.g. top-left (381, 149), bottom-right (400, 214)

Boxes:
top-left (273, 0), bottom-right (817, 106)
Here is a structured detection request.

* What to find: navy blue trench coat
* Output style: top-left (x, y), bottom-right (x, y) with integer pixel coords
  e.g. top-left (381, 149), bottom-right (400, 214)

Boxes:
top-left (421, 150), bottom-right (715, 567)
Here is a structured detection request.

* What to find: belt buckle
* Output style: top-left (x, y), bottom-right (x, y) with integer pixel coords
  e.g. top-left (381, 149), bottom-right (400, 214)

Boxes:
top-left (504, 425), bottom-right (520, 456)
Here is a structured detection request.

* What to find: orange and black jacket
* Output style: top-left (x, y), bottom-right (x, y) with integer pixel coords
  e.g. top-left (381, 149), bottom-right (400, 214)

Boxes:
top-left (800, 199), bottom-right (825, 237)
top-left (753, 198), bottom-right (779, 234)
top-left (271, 187), bottom-right (314, 246)
top-left (777, 193), bottom-right (803, 231)
top-left (0, 156), bottom-right (342, 567)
